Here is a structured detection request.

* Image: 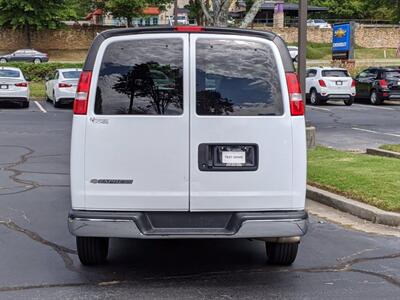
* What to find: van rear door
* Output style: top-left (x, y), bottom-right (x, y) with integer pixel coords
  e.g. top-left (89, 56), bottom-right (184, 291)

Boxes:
top-left (189, 34), bottom-right (294, 211)
top-left (84, 34), bottom-right (190, 211)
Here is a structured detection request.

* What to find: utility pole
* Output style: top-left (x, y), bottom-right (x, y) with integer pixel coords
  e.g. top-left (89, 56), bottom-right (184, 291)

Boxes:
top-left (173, 0), bottom-right (178, 26)
top-left (298, 0), bottom-right (307, 103)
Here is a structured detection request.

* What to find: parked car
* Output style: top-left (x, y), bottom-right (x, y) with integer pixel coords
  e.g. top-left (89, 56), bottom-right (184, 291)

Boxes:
top-left (306, 67), bottom-right (356, 106)
top-left (307, 19), bottom-right (331, 29)
top-left (355, 67), bottom-right (400, 105)
top-left (45, 68), bottom-right (82, 107)
top-left (68, 26), bottom-right (308, 266)
top-left (0, 67), bottom-right (29, 107)
top-left (0, 49), bottom-right (48, 64)
top-left (287, 46), bottom-right (298, 62)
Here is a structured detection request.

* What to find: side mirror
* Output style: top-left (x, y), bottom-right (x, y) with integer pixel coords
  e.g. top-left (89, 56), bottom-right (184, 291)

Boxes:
top-left (25, 76), bottom-right (31, 82)
top-left (45, 76), bottom-right (50, 81)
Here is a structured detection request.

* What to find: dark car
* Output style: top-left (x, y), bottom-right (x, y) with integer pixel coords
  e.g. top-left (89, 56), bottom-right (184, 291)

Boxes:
top-left (355, 67), bottom-right (400, 105)
top-left (0, 49), bottom-right (49, 64)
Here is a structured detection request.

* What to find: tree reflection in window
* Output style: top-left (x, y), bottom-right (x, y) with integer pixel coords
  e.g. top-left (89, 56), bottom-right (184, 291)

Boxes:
top-left (111, 62), bottom-right (182, 115)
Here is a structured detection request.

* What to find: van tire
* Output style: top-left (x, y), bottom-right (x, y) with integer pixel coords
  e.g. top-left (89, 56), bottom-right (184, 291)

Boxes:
top-left (76, 237), bottom-right (109, 265)
top-left (266, 242), bottom-right (299, 265)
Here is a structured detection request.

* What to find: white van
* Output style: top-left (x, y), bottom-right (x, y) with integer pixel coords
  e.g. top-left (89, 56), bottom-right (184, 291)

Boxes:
top-left (68, 26), bottom-right (308, 266)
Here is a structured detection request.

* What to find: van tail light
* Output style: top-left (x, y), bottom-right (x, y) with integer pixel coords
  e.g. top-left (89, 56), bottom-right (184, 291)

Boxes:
top-left (286, 73), bottom-right (304, 116)
top-left (351, 79), bottom-right (356, 87)
top-left (379, 79), bottom-right (388, 89)
top-left (73, 71), bottom-right (92, 115)
top-left (15, 82), bottom-right (28, 87)
top-left (318, 79), bottom-right (326, 87)
top-left (59, 82), bottom-right (72, 88)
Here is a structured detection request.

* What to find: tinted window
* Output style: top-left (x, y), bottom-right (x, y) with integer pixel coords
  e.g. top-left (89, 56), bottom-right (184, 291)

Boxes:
top-left (384, 71), bottom-right (400, 78)
top-left (307, 69), bottom-right (317, 77)
top-left (0, 70), bottom-right (20, 78)
top-left (95, 39), bottom-right (183, 115)
top-left (62, 71), bottom-right (81, 79)
top-left (322, 70), bottom-right (349, 77)
top-left (196, 39), bottom-right (283, 116)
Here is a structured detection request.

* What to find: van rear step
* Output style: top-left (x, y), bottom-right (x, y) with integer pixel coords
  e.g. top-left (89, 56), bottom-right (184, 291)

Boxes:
top-left (69, 210), bottom-right (308, 238)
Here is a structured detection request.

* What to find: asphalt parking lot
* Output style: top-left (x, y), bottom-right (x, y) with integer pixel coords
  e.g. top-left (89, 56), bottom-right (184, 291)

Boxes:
top-left (306, 101), bottom-right (400, 150)
top-left (0, 101), bottom-right (399, 299)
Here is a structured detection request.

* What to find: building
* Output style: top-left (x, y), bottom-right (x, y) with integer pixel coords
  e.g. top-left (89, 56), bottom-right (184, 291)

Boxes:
top-left (232, 1), bottom-right (328, 27)
top-left (159, 0), bottom-right (190, 25)
top-left (85, 7), bottom-right (161, 27)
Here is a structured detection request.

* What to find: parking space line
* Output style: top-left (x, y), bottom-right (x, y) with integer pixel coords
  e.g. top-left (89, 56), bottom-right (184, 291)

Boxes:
top-left (306, 106), bottom-right (331, 112)
top-left (34, 101), bottom-right (47, 113)
top-left (352, 127), bottom-right (400, 138)
top-left (353, 104), bottom-right (395, 111)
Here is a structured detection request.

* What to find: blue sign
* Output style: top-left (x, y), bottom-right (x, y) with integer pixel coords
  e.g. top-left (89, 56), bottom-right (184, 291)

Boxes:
top-left (332, 23), bottom-right (351, 52)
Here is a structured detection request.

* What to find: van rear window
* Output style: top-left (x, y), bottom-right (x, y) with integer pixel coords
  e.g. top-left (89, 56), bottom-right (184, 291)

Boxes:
top-left (95, 39), bottom-right (183, 115)
top-left (196, 39), bottom-right (283, 116)
top-left (322, 70), bottom-right (349, 77)
top-left (0, 70), bottom-right (20, 78)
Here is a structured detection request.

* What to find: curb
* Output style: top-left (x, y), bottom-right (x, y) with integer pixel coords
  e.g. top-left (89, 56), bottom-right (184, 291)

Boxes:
top-left (307, 185), bottom-right (400, 227)
top-left (366, 148), bottom-right (400, 159)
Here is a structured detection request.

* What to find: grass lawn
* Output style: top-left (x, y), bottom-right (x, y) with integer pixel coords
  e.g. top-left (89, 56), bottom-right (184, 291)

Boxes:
top-left (380, 144), bottom-right (400, 153)
top-left (29, 81), bottom-right (46, 99)
top-left (308, 146), bottom-right (400, 212)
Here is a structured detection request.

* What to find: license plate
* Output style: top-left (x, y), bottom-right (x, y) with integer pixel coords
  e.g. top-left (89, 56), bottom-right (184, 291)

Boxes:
top-left (0, 84), bottom-right (8, 89)
top-left (222, 151), bottom-right (246, 164)
top-left (336, 81), bottom-right (343, 86)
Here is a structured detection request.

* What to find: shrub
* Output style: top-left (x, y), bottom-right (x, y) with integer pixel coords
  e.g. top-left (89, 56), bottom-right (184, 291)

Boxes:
top-left (2, 62), bottom-right (83, 82)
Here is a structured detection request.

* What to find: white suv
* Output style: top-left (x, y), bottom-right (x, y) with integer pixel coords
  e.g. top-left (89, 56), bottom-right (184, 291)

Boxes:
top-left (306, 67), bottom-right (356, 106)
top-left (68, 27), bottom-right (308, 266)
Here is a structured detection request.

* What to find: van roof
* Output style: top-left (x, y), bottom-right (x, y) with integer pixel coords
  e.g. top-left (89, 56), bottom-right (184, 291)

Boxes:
top-left (83, 26), bottom-right (295, 73)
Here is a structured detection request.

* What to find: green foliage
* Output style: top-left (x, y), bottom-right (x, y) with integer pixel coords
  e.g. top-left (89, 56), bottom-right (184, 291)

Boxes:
top-left (185, 0), bottom-right (204, 24)
top-left (3, 62), bottom-right (83, 82)
top-left (288, 0), bottom-right (400, 22)
top-left (0, 0), bottom-right (76, 29)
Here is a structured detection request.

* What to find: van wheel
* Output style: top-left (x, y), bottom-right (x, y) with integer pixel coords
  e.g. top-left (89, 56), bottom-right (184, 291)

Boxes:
top-left (310, 89), bottom-right (320, 105)
top-left (344, 98), bottom-right (354, 106)
top-left (76, 237), bottom-right (109, 265)
top-left (22, 101), bottom-right (29, 108)
top-left (266, 242), bottom-right (299, 265)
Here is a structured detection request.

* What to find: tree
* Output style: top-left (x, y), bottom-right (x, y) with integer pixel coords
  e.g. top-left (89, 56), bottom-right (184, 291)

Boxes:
top-left (199, 0), bottom-right (265, 27)
top-left (0, 0), bottom-right (75, 47)
top-left (185, 0), bottom-right (204, 25)
top-left (200, 0), bottom-right (232, 26)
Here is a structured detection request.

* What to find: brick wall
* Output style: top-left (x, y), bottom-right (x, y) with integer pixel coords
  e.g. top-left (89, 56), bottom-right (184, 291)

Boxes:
top-left (1, 25), bottom-right (399, 51)
top-left (256, 25), bottom-right (400, 48)
top-left (0, 27), bottom-right (100, 51)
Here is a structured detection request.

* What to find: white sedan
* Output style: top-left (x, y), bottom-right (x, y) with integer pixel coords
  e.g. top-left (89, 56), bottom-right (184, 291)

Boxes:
top-left (45, 68), bottom-right (81, 107)
top-left (0, 67), bottom-right (30, 108)
top-left (287, 46), bottom-right (298, 62)
top-left (307, 19), bottom-right (331, 29)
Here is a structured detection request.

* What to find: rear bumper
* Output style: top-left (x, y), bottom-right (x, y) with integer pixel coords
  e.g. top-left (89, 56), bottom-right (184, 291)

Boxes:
top-left (0, 97), bottom-right (28, 103)
top-left (68, 210), bottom-right (308, 239)
top-left (56, 97), bottom-right (74, 105)
top-left (320, 93), bottom-right (353, 101)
